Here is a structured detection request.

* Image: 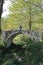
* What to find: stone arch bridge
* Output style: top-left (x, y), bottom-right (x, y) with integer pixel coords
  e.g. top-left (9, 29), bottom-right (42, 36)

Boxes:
top-left (2, 29), bottom-right (43, 48)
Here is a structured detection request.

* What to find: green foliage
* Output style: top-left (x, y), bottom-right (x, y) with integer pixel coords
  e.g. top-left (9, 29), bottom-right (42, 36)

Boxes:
top-left (23, 41), bottom-right (43, 65)
top-left (1, 0), bottom-right (43, 31)
top-left (13, 34), bottom-right (29, 45)
top-left (0, 35), bottom-right (43, 65)
top-left (0, 35), bottom-right (5, 46)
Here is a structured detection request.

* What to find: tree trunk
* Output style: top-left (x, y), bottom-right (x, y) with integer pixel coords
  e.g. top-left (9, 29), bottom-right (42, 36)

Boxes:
top-left (0, 0), bottom-right (4, 33)
top-left (29, 0), bottom-right (32, 30)
top-left (29, 12), bottom-right (32, 30)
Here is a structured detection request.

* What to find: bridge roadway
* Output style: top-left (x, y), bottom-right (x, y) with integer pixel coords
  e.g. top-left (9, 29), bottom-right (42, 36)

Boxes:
top-left (2, 29), bottom-right (43, 48)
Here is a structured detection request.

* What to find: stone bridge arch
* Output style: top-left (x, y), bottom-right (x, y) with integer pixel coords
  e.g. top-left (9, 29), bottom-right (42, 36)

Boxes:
top-left (5, 30), bottom-right (29, 47)
top-left (2, 29), bottom-right (43, 48)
